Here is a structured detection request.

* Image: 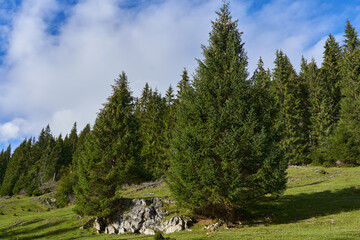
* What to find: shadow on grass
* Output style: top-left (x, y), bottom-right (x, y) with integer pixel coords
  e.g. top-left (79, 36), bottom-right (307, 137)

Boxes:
top-left (0, 219), bottom-right (78, 239)
top-left (286, 180), bottom-right (325, 189)
top-left (253, 187), bottom-right (360, 224)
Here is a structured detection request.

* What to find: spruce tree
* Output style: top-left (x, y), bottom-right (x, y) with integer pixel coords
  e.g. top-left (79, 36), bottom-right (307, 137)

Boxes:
top-left (343, 20), bottom-right (360, 54)
top-left (74, 72), bottom-right (142, 228)
top-left (0, 139), bottom-right (32, 196)
top-left (311, 34), bottom-right (341, 150)
top-left (0, 145), bottom-right (11, 186)
top-left (324, 22), bottom-right (360, 165)
top-left (282, 72), bottom-right (310, 164)
top-left (176, 68), bottom-right (190, 100)
top-left (270, 51), bottom-right (309, 164)
top-left (251, 57), bottom-right (271, 89)
top-left (300, 58), bottom-right (318, 152)
top-left (138, 87), bottom-right (167, 178)
top-left (169, 3), bottom-right (287, 220)
top-left (72, 124), bottom-right (91, 170)
top-left (45, 134), bottom-right (65, 181)
top-left (56, 124), bottom-right (91, 208)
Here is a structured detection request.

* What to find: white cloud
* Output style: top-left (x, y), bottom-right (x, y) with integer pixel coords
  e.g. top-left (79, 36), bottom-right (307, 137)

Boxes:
top-left (0, 118), bottom-right (29, 142)
top-left (0, 0), bottom-right (355, 147)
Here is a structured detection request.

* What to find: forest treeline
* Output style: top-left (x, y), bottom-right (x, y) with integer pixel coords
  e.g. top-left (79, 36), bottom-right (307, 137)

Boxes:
top-left (1, 3), bottom-right (360, 223)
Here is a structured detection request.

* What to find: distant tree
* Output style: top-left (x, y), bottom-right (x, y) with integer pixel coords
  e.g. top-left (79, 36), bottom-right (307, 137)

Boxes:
top-left (74, 72), bottom-right (142, 230)
top-left (57, 124), bottom-right (91, 208)
top-left (343, 20), bottom-right (360, 54)
top-left (63, 122), bottom-right (78, 167)
top-left (0, 145), bottom-right (11, 186)
top-left (299, 57), bottom-right (318, 152)
top-left (251, 57), bottom-right (270, 89)
top-left (310, 34), bottom-right (341, 151)
top-left (271, 50), bottom-right (296, 112)
top-left (136, 86), bottom-right (168, 179)
top-left (0, 140), bottom-right (32, 196)
top-left (271, 51), bottom-right (309, 164)
top-left (282, 72), bottom-right (310, 164)
top-left (176, 68), bottom-right (190, 100)
top-left (323, 22), bottom-right (360, 165)
top-left (169, 3), bottom-right (287, 221)
top-left (45, 134), bottom-right (65, 182)
top-left (72, 124), bottom-right (91, 170)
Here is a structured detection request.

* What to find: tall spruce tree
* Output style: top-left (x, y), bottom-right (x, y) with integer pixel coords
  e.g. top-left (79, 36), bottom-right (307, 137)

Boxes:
top-left (343, 20), bottom-right (360, 54)
top-left (271, 51), bottom-right (309, 164)
top-left (56, 124), bottom-right (91, 208)
top-left (282, 72), bottom-right (310, 164)
top-left (271, 50), bottom-right (296, 112)
top-left (310, 34), bottom-right (341, 151)
top-left (74, 72), bottom-right (142, 229)
top-left (300, 58), bottom-right (318, 152)
top-left (136, 86), bottom-right (168, 179)
top-left (169, 3), bottom-right (287, 220)
top-left (324, 22), bottom-right (360, 165)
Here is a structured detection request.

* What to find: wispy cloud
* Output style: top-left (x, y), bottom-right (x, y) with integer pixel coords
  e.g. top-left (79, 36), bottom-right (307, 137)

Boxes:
top-left (0, 0), bottom-right (357, 147)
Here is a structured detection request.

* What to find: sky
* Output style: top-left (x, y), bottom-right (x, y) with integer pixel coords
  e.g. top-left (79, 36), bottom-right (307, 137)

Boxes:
top-left (0, 0), bottom-right (359, 150)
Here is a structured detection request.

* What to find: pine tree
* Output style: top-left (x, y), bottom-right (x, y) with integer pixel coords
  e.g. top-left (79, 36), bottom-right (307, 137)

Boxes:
top-left (340, 27), bottom-right (360, 141)
top-left (282, 72), bottom-right (310, 164)
top-left (176, 68), bottom-right (190, 100)
top-left (0, 145), bottom-right (11, 186)
top-left (169, 3), bottom-right (287, 220)
top-left (300, 58), bottom-right (318, 152)
top-left (56, 124), bottom-right (91, 208)
top-left (311, 34), bottom-right (341, 150)
top-left (74, 72), bottom-right (142, 229)
top-left (343, 20), bottom-right (360, 54)
top-left (271, 50), bottom-right (296, 111)
top-left (270, 51), bottom-right (309, 164)
top-left (0, 139), bottom-right (32, 196)
top-left (136, 85), bottom-right (168, 179)
top-left (324, 22), bottom-right (360, 165)
top-left (72, 124), bottom-right (91, 170)
top-left (251, 57), bottom-right (271, 89)
top-left (45, 134), bottom-right (65, 182)
top-left (63, 122), bottom-right (78, 168)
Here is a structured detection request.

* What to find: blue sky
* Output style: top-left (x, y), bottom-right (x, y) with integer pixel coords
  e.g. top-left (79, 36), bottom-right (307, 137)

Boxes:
top-left (0, 0), bottom-right (359, 150)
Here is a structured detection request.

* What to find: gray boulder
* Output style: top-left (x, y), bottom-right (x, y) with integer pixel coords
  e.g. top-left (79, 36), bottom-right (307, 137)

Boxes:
top-left (95, 197), bottom-right (192, 235)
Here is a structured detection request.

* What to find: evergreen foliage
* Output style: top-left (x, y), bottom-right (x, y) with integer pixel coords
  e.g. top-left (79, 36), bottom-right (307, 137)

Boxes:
top-left (56, 124), bottom-right (91, 208)
top-left (343, 20), bottom-right (360, 53)
top-left (299, 58), bottom-right (317, 151)
top-left (169, 3), bottom-right (287, 220)
top-left (251, 57), bottom-right (271, 89)
top-left (74, 72), bottom-right (142, 224)
top-left (317, 35), bottom-right (341, 145)
top-left (323, 22), bottom-right (360, 165)
top-left (2, 3), bottom-right (360, 226)
top-left (55, 165), bottom-right (77, 207)
top-left (136, 85), bottom-right (168, 179)
top-left (0, 145), bottom-right (11, 186)
top-left (176, 68), bottom-right (190, 100)
top-left (0, 139), bottom-right (32, 196)
top-left (271, 51), bottom-right (309, 164)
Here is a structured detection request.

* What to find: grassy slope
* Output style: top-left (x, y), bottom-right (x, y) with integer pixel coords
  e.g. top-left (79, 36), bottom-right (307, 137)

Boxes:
top-left (1, 166), bottom-right (360, 239)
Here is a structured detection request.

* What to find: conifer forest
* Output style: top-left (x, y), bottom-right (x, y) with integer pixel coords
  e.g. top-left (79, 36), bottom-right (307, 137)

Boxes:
top-left (1, 2), bottom-right (360, 233)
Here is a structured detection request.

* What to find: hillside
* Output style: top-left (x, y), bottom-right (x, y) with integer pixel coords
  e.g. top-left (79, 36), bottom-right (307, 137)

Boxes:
top-left (1, 166), bottom-right (360, 239)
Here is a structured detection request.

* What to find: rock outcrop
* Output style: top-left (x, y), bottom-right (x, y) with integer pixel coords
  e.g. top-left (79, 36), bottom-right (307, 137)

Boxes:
top-left (94, 197), bottom-right (192, 235)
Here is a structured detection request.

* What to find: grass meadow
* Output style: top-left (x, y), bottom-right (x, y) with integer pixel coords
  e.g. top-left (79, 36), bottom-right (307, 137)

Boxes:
top-left (1, 166), bottom-right (360, 239)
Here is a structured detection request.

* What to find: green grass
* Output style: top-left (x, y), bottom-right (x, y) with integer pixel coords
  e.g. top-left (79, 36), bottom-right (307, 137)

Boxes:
top-left (1, 166), bottom-right (360, 239)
